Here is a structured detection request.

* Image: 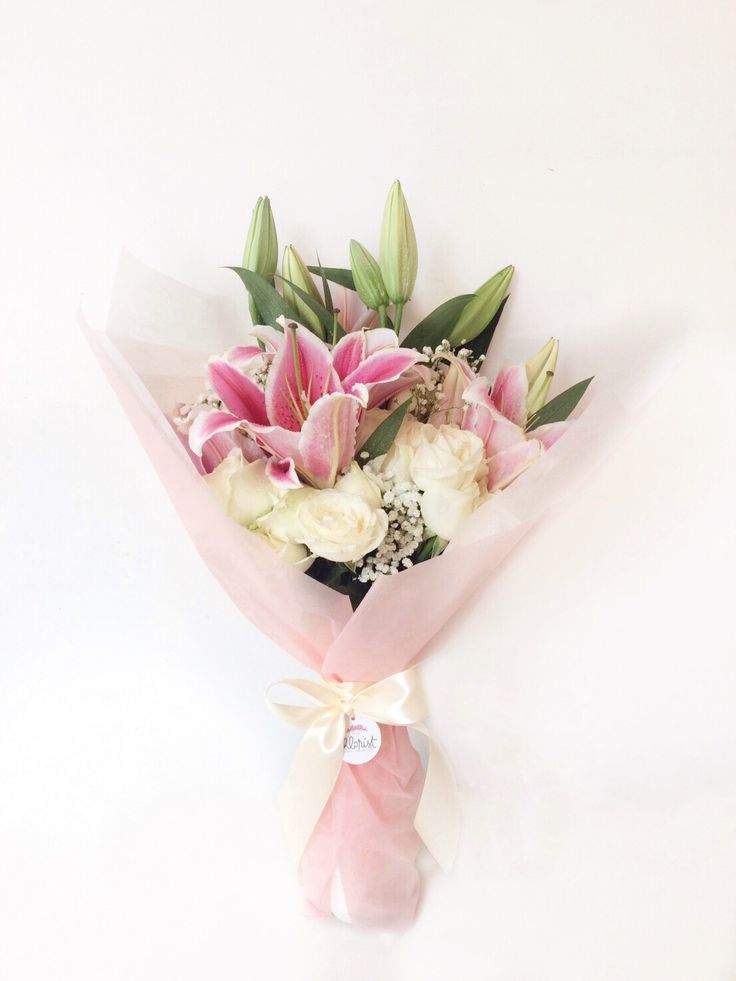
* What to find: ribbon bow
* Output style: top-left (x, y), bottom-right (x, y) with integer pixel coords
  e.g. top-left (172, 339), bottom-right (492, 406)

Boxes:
top-left (266, 665), bottom-right (460, 875)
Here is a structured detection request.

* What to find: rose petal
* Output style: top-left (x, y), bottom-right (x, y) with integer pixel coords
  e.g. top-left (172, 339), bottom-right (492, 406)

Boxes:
top-left (420, 485), bottom-right (480, 541)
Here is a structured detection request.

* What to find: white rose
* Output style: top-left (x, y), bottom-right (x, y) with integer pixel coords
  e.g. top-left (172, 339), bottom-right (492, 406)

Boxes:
top-left (420, 484), bottom-right (480, 540)
top-left (378, 417), bottom-right (437, 483)
top-left (410, 425), bottom-right (486, 493)
top-left (297, 488), bottom-right (388, 563)
top-left (334, 462), bottom-right (384, 509)
top-left (257, 487), bottom-right (316, 543)
top-left (256, 463), bottom-right (387, 564)
top-left (206, 450), bottom-right (279, 527)
top-left (259, 532), bottom-right (314, 570)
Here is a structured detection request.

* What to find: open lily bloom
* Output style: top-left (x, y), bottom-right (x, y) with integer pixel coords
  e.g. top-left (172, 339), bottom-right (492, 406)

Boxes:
top-left (189, 322), bottom-right (425, 489)
top-left (462, 356), bottom-right (568, 492)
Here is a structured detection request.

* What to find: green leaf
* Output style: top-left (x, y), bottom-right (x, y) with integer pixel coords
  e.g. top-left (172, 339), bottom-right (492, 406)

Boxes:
top-left (358, 400), bottom-right (410, 462)
top-left (315, 258), bottom-right (334, 315)
top-left (331, 312), bottom-right (345, 345)
top-left (307, 265), bottom-right (356, 290)
top-left (526, 377), bottom-right (594, 431)
top-left (464, 294), bottom-right (510, 360)
top-left (305, 559), bottom-right (371, 608)
top-left (227, 267), bottom-right (298, 327)
top-left (401, 294), bottom-right (475, 351)
top-left (277, 276), bottom-right (334, 337)
top-left (414, 535), bottom-right (448, 563)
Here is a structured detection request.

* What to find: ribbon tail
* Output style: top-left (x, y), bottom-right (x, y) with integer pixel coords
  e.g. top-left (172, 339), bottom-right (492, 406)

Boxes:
top-left (411, 723), bottom-right (461, 873)
top-left (279, 722), bottom-right (345, 877)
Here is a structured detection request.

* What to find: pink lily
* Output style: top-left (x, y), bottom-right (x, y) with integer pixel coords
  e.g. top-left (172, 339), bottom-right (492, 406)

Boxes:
top-left (429, 352), bottom-right (477, 427)
top-left (333, 286), bottom-right (378, 333)
top-left (189, 322), bottom-right (425, 489)
top-left (174, 402), bottom-right (264, 475)
top-left (462, 345), bottom-right (568, 492)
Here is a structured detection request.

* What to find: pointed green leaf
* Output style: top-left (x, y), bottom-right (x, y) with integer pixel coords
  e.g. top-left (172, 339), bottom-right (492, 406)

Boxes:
top-left (402, 294), bottom-right (476, 351)
top-left (315, 258), bottom-right (334, 315)
top-left (464, 294), bottom-right (510, 360)
top-left (526, 377), bottom-right (594, 431)
top-left (307, 265), bottom-right (356, 290)
top-left (357, 400), bottom-right (410, 462)
top-left (227, 267), bottom-right (298, 327)
top-left (414, 535), bottom-right (448, 563)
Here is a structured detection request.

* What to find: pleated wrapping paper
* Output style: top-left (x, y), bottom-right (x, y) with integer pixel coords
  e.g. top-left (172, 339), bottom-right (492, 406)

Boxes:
top-left (83, 252), bottom-right (633, 927)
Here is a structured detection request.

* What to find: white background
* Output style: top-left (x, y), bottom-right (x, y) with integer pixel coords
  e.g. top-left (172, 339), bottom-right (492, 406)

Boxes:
top-left (2, 1), bottom-right (736, 978)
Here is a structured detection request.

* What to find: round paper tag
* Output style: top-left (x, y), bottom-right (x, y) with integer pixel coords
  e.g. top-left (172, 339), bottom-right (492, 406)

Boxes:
top-left (343, 714), bottom-right (381, 765)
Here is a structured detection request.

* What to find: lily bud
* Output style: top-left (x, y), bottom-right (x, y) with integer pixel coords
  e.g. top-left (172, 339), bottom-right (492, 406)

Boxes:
top-left (281, 245), bottom-right (325, 337)
top-left (525, 338), bottom-right (559, 415)
top-left (379, 180), bottom-right (418, 305)
top-left (350, 240), bottom-right (389, 311)
top-left (448, 265), bottom-right (514, 346)
top-left (243, 196), bottom-right (278, 279)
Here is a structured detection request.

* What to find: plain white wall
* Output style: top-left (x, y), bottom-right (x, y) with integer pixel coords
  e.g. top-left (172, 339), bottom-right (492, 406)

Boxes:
top-left (2, 1), bottom-right (735, 979)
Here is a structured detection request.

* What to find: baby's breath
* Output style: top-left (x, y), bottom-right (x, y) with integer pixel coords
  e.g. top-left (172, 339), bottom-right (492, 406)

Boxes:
top-left (355, 470), bottom-right (425, 582)
top-left (173, 391), bottom-right (223, 428)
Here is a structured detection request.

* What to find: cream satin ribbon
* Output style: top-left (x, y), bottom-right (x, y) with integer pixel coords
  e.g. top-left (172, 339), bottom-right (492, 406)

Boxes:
top-left (266, 664), bottom-right (460, 876)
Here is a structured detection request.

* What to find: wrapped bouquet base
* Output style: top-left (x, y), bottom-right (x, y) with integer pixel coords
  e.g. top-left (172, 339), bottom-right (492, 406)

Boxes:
top-left (84, 249), bottom-right (625, 928)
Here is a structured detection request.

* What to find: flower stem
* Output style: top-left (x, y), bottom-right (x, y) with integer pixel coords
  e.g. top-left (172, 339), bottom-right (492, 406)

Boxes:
top-left (393, 303), bottom-right (404, 335)
top-left (378, 305), bottom-right (388, 329)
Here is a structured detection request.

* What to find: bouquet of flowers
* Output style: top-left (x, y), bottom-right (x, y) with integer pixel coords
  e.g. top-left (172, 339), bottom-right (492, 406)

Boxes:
top-left (85, 182), bottom-right (596, 928)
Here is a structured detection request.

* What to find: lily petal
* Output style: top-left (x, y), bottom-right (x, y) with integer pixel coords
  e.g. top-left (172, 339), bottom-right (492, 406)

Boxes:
top-left (225, 344), bottom-right (266, 369)
top-left (463, 378), bottom-right (525, 455)
top-left (201, 430), bottom-right (263, 474)
top-left (430, 352), bottom-right (476, 427)
top-left (297, 392), bottom-right (363, 487)
top-left (366, 363), bottom-right (430, 410)
top-left (265, 457), bottom-right (302, 491)
top-left (341, 347), bottom-right (425, 396)
top-left (245, 422), bottom-right (302, 463)
top-left (332, 327), bottom-right (398, 381)
top-left (491, 364), bottom-right (528, 427)
top-left (207, 358), bottom-right (268, 424)
top-left (250, 324), bottom-right (284, 351)
top-left (487, 440), bottom-right (542, 492)
top-left (332, 331), bottom-right (367, 379)
top-left (266, 323), bottom-right (340, 431)
top-left (533, 421), bottom-right (568, 450)
top-left (188, 409), bottom-right (242, 456)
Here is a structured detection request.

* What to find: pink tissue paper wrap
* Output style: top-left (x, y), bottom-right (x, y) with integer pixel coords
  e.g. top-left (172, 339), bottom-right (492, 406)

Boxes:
top-left (83, 253), bottom-right (633, 928)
